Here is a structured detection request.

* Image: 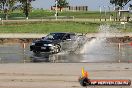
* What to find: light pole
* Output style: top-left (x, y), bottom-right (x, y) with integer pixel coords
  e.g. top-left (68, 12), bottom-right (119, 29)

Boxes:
top-left (113, 6), bottom-right (116, 21)
top-left (103, 6), bottom-right (106, 21)
top-left (99, 6), bottom-right (102, 21)
top-left (25, 0), bottom-right (29, 20)
top-left (55, 0), bottom-right (58, 20)
top-left (108, 6), bottom-right (111, 21)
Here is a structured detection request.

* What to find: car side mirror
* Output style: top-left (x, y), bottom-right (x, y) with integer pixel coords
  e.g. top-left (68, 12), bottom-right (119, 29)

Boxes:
top-left (63, 38), bottom-right (66, 40)
top-left (42, 37), bottom-right (45, 39)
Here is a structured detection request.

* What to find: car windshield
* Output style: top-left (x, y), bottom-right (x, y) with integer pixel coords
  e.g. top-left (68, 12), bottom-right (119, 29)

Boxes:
top-left (44, 33), bottom-right (65, 40)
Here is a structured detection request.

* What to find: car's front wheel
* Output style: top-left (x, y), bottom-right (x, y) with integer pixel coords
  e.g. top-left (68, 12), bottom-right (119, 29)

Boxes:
top-left (53, 45), bottom-right (61, 54)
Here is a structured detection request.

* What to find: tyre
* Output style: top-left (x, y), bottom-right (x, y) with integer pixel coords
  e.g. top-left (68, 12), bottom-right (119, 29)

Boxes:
top-left (53, 44), bottom-right (61, 54)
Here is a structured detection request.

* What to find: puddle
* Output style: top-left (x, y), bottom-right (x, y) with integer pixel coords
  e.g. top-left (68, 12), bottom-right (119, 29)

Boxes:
top-left (0, 43), bottom-right (131, 63)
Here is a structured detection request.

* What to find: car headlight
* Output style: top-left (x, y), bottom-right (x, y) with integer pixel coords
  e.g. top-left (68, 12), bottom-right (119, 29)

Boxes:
top-left (31, 43), bottom-right (35, 45)
top-left (44, 44), bottom-right (53, 46)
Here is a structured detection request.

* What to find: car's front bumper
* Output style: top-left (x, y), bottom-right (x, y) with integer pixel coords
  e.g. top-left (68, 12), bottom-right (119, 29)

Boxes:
top-left (30, 45), bottom-right (54, 52)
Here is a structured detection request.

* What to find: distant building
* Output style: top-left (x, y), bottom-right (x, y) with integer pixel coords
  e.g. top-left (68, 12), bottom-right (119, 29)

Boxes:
top-left (51, 6), bottom-right (64, 11)
top-left (69, 6), bottom-right (88, 11)
top-left (51, 6), bottom-right (88, 11)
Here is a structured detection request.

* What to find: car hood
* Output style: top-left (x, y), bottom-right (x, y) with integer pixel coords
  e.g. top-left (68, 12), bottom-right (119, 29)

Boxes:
top-left (34, 39), bottom-right (60, 44)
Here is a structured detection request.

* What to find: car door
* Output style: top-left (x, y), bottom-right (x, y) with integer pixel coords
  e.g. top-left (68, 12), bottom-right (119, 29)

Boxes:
top-left (61, 34), bottom-right (77, 51)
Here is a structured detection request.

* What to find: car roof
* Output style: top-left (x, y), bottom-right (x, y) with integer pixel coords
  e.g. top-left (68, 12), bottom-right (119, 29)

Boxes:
top-left (50, 32), bottom-right (75, 35)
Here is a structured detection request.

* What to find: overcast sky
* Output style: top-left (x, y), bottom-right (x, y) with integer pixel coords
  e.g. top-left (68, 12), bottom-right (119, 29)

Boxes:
top-left (32, 0), bottom-right (131, 11)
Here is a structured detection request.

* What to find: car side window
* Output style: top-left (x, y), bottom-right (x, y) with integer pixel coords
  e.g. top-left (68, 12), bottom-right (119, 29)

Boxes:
top-left (70, 34), bottom-right (76, 40)
top-left (63, 34), bottom-right (71, 40)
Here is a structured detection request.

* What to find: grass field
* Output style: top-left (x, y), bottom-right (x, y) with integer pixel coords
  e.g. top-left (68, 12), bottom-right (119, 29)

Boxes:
top-left (0, 21), bottom-right (131, 33)
top-left (0, 10), bottom-right (116, 19)
top-left (0, 10), bottom-right (131, 33)
top-left (0, 21), bottom-right (100, 33)
top-left (0, 9), bottom-right (131, 20)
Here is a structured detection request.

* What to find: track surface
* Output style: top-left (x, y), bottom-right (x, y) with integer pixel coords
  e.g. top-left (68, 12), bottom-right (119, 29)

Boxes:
top-left (0, 63), bottom-right (131, 88)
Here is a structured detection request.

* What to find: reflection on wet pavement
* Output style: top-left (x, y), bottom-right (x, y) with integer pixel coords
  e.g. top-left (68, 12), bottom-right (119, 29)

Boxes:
top-left (0, 43), bottom-right (132, 63)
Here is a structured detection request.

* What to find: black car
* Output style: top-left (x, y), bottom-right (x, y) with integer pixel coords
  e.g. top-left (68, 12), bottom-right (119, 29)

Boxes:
top-left (30, 32), bottom-right (77, 54)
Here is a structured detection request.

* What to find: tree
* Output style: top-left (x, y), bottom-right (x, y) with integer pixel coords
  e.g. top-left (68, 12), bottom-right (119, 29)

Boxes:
top-left (110, 0), bottom-right (132, 9)
top-left (0, 0), bottom-right (17, 20)
top-left (18, 0), bottom-right (35, 19)
top-left (56, 0), bottom-right (69, 11)
top-left (0, 0), bottom-right (35, 19)
top-left (57, 0), bottom-right (69, 7)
